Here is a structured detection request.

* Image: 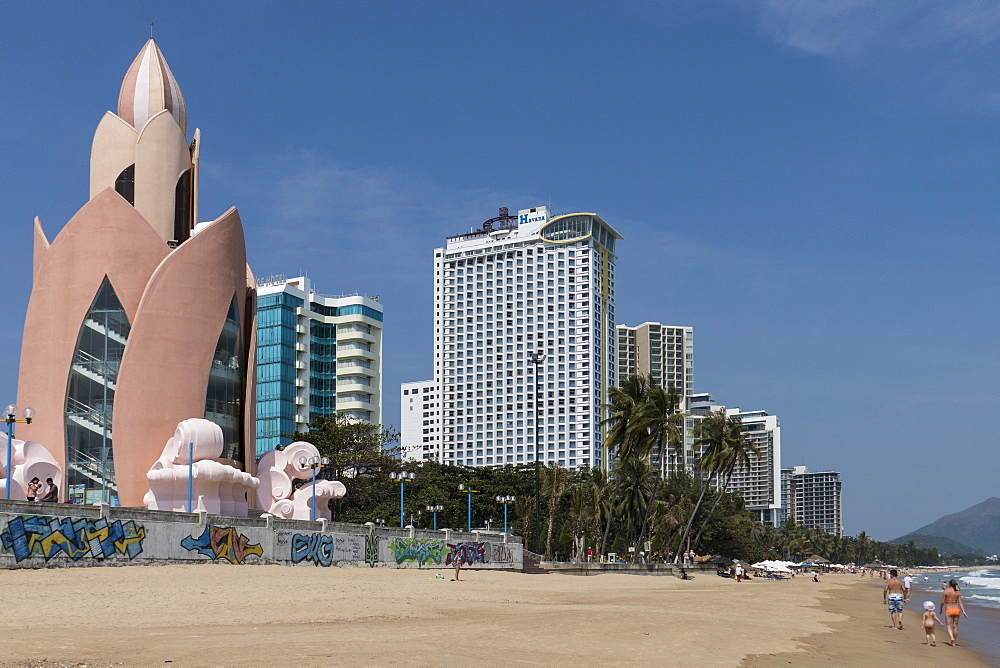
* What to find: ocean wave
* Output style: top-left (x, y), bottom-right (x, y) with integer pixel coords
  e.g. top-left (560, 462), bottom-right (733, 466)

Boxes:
top-left (966, 569), bottom-right (992, 578)
top-left (968, 594), bottom-right (1000, 605)
top-left (958, 576), bottom-right (999, 588)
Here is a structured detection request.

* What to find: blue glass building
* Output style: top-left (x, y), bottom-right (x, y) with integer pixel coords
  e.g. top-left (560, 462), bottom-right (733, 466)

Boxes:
top-left (255, 276), bottom-right (383, 457)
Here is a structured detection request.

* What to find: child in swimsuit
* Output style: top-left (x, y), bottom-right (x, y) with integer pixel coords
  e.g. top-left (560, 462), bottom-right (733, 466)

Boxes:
top-left (922, 601), bottom-right (942, 646)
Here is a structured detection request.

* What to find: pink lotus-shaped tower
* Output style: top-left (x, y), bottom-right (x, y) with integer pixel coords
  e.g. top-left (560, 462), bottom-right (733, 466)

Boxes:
top-left (16, 39), bottom-right (257, 507)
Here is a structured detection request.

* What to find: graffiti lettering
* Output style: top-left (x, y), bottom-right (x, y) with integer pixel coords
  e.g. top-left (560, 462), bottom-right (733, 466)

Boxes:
top-left (291, 533), bottom-right (334, 566)
top-left (1, 515), bottom-right (145, 563)
top-left (365, 533), bottom-right (378, 568)
top-left (491, 544), bottom-right (514, 563)
top-left (181, 526), bottom-right (263, 564)
top-left (389, 537), bottom-right (444, 566)
top-left (446, 542), bottom-right (487, 565)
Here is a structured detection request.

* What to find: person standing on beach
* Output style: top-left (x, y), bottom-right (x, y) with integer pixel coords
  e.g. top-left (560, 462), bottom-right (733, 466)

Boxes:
top-left (922, 601), bottom-right (943, 647)
top-left (884, 569), bottom-right (907, 630)
top-left (452, 553), bottom-right (463, 581)
top-left (734, 564), bottom-right (743, 583)
top-left (903, 573), bottom-right (913, 602)
top-left (940, 579), bottom-right (968, 646)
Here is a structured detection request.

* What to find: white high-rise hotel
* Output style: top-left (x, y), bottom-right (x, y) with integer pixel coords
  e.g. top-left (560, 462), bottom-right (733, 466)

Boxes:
top-left (407, 207), bottom-right (621, 470)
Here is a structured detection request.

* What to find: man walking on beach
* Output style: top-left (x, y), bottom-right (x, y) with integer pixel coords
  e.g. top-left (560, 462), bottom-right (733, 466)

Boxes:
top-left (903, 573), bottom-right (912, 603)
top-left (884, 569), bottom-right (907, 630)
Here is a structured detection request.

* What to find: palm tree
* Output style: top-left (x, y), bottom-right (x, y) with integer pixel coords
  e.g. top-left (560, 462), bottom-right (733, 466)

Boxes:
top-left (674, 409), bottom-right (747, 561)
top-left (567, 480), bottom-right (592, 562)
top-left (599, 374), bottom-right (653, 556)
top-left (691, 415), bottom-right (759, 552)
top-left (585, 467), bottom-right (610, 558)
top-left (614, 456), bottom-right (656, 560)
top-left (540, 464), bottom-right (570, 561)
top-left (633, 384), bottom-right (685, 548)
top-left (638, 385), bottom-right (685, 478)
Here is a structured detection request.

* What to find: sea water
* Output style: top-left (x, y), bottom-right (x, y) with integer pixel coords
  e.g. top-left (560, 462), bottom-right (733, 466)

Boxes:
top-left (955, 568), bottom-right (1000, 608)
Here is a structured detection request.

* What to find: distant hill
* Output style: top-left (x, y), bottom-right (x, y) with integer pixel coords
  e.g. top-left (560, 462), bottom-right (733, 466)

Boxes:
top-left (888, 533), bottom-right (984, 556)
top-left (893, 497), bottom-right (1000, 555)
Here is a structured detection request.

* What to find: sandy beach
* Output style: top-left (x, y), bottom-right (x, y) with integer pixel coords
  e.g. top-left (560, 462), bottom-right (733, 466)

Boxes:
top-left (0, 566), bottom-right (990, 667)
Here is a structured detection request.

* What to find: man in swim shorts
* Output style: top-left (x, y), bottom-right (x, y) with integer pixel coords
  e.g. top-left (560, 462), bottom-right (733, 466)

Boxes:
top-left (884, 569), bottom-right (907, 630)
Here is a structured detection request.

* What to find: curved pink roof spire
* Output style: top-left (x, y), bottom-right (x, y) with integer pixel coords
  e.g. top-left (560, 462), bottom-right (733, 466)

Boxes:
top-left (117, 39), bottom-right (187, 134)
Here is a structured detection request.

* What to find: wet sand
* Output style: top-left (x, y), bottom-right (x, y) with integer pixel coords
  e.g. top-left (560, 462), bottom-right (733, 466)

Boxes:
top-left (0, 565), bottom-right (989, 666)
top-left (743, 574), bottom-right (990, 666)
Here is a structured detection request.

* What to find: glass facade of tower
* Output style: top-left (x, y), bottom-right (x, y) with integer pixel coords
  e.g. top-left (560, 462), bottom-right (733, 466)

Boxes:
top-left (204, 297), bottom-right (245, 461)
top-left (255, 291), bottom-right (303, 454)
top-left (65, 277), bottom-right (129, 505)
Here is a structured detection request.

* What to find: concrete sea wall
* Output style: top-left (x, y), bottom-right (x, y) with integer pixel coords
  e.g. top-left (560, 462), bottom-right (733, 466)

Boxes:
top-left (0, 500), bottom-right (522, 570)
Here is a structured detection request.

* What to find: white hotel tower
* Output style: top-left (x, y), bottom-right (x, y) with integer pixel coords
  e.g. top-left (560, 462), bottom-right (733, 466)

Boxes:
top-left (408, 207), bottom-right (621, 470)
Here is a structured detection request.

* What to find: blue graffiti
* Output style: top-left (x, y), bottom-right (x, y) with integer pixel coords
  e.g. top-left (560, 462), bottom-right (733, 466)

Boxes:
top-left (1, 515), bottom-right (146, 563)
top-left (291, 533), bottom-right (334, 566)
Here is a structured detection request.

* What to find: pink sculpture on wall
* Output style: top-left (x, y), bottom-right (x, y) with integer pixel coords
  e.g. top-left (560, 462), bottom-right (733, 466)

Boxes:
top-left (144, 418), bottom-right (259, 516)
top-left (255, 441), bottom-right (346, 521)
top-left (0, 440), bottom-right (62, 501)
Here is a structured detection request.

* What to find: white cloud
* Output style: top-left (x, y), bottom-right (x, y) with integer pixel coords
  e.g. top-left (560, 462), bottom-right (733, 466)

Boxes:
top-left (753, 0), bottom-right (1000, 108)
top-left (203, 150), bottom-right (530, 293)
top-left (756, 0), bottom-right (1000, 62)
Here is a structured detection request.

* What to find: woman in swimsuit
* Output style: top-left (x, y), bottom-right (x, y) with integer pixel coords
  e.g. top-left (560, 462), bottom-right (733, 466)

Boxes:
top-left (940, 579), bottom-right (968, 646)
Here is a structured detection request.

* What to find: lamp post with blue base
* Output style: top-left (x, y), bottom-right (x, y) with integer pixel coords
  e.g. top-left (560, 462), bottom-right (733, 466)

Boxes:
top-left (4, 404), bottom-right (35, 500)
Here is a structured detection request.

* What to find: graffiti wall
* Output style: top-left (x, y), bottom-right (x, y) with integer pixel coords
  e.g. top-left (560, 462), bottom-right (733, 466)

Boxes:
top-left (182, 526), bottom-right (263, 564)
top-left (0, 506), bottom-right (522, 570)
top-left (284, 531), bottom-right (365, 567)
top-left (388, 537), bottom-right (445, 566)
top-left (379, 538), bottom-right (521, 570)
top-left (0, 515), bottom-right (146, 563)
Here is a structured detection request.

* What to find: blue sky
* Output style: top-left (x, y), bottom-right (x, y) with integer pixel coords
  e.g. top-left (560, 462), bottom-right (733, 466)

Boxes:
top-left (1, 1), bottom-right (998, 541)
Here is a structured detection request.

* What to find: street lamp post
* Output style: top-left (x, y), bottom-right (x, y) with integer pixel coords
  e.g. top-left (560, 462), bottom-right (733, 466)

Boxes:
top-left (4, 404), bottom-right (35, 501)
top-left (458, 484), bottom-right (479, 533)
top-left (299, 455), bottom-right (331, 521)
top-left (426, 504), bottom-right (444, 530)
top-left (390, 471), bottom-right (415, 527)
top-left (529, 351), bottom-right (546, 554)
top-left (496, 495), bottom-right (515, 533)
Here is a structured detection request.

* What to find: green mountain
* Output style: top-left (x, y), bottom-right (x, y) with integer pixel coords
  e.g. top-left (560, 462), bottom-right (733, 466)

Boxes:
top-left (893, 497), bottom-right (1000, 556)
top-left (888, 533), bottom-right (983, 556)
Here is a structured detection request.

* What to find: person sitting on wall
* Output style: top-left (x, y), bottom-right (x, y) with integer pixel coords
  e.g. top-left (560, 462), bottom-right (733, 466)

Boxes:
top-left (41, 478), bottom-right (58, 502)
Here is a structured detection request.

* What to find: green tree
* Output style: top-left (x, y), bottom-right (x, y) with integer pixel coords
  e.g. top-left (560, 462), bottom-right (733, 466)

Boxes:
top-left (540, 464), bottom-right (570, 560)
top-left (599, 374), bottom-right (653, 555)
top-left (691, 415), bottom-right (759, 553)
top-left (287, 414), bottom-right (401, 521)
top-left (633, 384), bottom-right (685, 551)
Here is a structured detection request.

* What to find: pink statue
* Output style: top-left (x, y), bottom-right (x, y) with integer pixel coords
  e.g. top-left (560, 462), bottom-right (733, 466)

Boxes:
top-left (144, 418), bottom-right (259, 516)
top-left (0, 439), bottom-right (62, 501)
top-left (255, 441), bottom-right (346, 520)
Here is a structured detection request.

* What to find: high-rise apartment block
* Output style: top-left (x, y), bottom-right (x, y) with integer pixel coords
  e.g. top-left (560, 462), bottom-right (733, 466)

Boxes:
top-left (616, 323), bottom-right (694, 396)
top-left (781, 466), bottom-right (843, 536)
top-left (400, 380), bottom-right (440, 462)
top-left (255, 276), bottom-right (383, 456)
top-left (726, 408), bottom-right (782, 527)
top-left (617, 322), bottom-right (694, 477)
top-left (687, 395), bottom-right (783, 527)
top-left (412, 206), bottom-right (621, 470)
